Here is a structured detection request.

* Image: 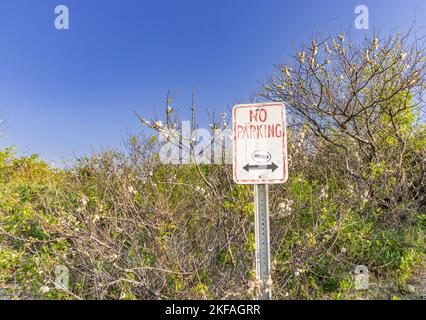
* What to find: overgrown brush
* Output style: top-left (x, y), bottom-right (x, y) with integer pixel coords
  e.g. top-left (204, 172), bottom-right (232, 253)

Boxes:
top-left (0, 29), bottom-right (425, 300)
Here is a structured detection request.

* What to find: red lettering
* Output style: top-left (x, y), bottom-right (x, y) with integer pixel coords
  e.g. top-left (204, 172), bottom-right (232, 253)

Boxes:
top-left (256, 125), bottom-right (263, 138)
top-left (275, 124), bottom-right (282, 137)
top-left (259, 109), bottom-right (267, 122)
top-left (250, 125), bottom-right (256, 138)
top-left (249, 109), bottom-right (268, 123)
top-left (268, 124), bottom-right (275, 138)
top-left (249, 110), bottom-right (258, 122)
top-left (237, 125), bottom-right (244, 139)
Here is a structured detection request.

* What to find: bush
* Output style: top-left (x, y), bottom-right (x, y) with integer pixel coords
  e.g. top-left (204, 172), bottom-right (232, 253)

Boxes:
top-left (0, 30), bottom-right (424, 300)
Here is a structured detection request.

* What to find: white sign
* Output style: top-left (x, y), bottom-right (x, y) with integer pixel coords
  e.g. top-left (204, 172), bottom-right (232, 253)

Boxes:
top-left (233, 102), bottom-right (288, 185)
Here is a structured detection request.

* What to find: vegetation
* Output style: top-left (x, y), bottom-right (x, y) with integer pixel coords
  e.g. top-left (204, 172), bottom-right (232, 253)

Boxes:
top-left (0, 30), bottom-right (425, 300)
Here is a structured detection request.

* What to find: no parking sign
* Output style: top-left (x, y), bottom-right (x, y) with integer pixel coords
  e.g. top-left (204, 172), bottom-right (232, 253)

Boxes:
top-left (232, 102), bottom-right (289, 300)
top-left (233, 102), bottom-right (288, 185)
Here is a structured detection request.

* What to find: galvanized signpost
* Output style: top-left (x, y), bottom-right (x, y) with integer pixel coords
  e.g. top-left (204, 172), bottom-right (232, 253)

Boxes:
top-left (254, 184), bottom-right (271, 300)
top-left (233, 102), bottom-right (288, 300)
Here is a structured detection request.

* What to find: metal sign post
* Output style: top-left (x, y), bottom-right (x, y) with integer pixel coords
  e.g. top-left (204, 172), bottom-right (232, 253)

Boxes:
top-left (232, 103), bottom-right (288, 185)
top-left (232, 102), bottom-right (288, 301)
top-left (254, 184), bottom-right (271, 300)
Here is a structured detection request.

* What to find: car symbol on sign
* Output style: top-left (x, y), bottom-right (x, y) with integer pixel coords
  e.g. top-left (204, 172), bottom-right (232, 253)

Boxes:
top-left (252, 150), bottom-right (272, 163)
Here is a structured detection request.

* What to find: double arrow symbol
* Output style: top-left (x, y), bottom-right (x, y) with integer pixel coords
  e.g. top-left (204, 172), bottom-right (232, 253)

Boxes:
top-left (243, 162), bottom-right (278, 172)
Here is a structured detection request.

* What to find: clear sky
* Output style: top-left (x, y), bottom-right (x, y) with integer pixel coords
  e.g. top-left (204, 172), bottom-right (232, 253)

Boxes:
top-left (0, 0), bottom-right (425, 162)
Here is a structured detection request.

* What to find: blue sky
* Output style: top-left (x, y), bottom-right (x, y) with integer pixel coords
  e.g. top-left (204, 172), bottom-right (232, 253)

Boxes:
top-left (0, 0), bottom-right (425, 162)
